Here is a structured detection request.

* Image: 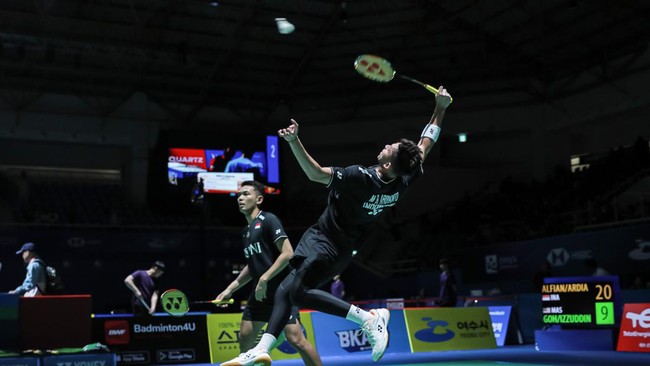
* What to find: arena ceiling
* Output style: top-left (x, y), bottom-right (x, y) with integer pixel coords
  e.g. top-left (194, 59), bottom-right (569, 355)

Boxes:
top-left (1, 0), bottom-right (650, 124)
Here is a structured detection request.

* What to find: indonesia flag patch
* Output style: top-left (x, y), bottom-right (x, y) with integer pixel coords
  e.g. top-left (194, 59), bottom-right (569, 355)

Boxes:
top-left (542, 294), bottom-right (550, 301)
top-left (255, 222), bottom-right (262, 229)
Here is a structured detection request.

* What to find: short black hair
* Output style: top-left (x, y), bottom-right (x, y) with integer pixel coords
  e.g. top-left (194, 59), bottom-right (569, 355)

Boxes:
top-left (393, 138), bottom-right (422, 176)
top-left (240, 180), bottom-right (265, 198)
top-left (153, 260), bottom-right (166, 271)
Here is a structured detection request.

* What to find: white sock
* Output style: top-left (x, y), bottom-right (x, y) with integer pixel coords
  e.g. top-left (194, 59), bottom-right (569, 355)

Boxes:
top-left (256, 333), bottom-right (276, 353)
top-left (346, 305), bottom-right (373, 325)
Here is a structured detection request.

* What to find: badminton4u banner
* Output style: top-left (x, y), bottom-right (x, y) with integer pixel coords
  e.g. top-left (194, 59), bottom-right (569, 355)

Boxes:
top-left (617, 303), bottom-right (650, 352)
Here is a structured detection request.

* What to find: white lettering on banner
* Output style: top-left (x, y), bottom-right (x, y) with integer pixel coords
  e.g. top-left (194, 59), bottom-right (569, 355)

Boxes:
top-left (626, 308), bottom-right (650, 329)
top-left (492, 322), bottom-right (503, 333)
top-left (108, 329), bottom-right (127, 336)
top-left (169, 156), bottom-right (204, 164)
top-left (133, 323), bottom-right (196, 333)
top-left (335, 330), bottom-right (370, 348)
top-left (623, 330), bottom-right (650, 338)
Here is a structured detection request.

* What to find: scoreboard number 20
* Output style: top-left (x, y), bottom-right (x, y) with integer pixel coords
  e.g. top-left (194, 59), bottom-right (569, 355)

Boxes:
top-left (595, 284), bottom-right (612, 300)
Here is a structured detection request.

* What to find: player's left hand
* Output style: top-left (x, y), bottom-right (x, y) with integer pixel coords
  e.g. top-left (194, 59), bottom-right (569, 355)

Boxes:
top-left (436, 86), bottom-right (452, 109)
top-left (278, 119), bottom-right (299, 142)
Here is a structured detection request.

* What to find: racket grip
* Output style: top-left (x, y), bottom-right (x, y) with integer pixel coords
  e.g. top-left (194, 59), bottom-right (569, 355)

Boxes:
top-left (212, 298), bottom-right (234, 305)
top-left (424, 84), bottom-right (453, 103)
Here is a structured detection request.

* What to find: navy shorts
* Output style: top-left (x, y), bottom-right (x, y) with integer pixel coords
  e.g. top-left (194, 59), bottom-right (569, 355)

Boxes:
top-left (242, 297), bottom-right (300, 324)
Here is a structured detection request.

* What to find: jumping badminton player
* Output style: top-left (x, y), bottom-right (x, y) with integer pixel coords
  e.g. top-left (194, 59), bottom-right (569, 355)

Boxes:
top-left (222, 86), bottom-right (452, 366)
top-left (215, 181), bottom-right (322, 366)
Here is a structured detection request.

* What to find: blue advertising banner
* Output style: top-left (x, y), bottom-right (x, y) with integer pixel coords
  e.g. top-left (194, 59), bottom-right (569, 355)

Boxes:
top-left (0, 293), bottom-right (19, 350)
top-left (0, 357), bottom-right (40, 366)
top-left (488, 306), bottom-right (512, 346)
top-left (451, 224), bottom-right (650, 287)
top-left (309, 310), bottom-right (410, 358)
top-left (92, 314), bottom-right (210, 365)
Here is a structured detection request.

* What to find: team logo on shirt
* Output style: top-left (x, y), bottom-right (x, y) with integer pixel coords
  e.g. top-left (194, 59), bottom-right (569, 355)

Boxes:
top-left (362, 193), bottom-right (400, 216)
top-left (244, 242), bottom-right (262, 258)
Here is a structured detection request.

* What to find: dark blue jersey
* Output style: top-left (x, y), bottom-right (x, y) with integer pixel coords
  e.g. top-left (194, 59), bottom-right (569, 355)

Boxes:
top-left (316, 164), bottom-right (422, 246)
top-left (242, 211), bottom-right (290, 281)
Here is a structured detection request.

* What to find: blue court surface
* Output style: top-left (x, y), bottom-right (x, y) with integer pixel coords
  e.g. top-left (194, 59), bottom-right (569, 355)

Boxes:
top-left (261, 345), bottom-right (649, 366)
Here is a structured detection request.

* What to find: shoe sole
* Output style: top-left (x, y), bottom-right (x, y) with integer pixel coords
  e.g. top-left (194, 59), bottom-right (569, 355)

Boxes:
top-left (221, 354), bottom-right (272, 366)
top-left (374, 309), bottom-right (390, 362)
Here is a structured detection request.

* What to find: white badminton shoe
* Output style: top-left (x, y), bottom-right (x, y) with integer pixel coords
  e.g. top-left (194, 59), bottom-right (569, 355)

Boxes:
top-left (220, 348), bottom-right (272, 366)
top-left (361, 308), bottom-right (390, 362)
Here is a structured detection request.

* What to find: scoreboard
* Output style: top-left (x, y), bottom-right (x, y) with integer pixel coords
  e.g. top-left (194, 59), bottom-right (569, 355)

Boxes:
top-left (541, 276), bottom-right (621, 329)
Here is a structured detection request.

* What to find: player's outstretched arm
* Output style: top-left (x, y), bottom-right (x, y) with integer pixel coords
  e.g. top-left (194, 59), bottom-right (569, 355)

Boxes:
top-left (278, 119), bottom-right (332, 185)
top-left (216, 265), bottom-right (252, 302)
top-left (418, 86), bottom-right (452, 162)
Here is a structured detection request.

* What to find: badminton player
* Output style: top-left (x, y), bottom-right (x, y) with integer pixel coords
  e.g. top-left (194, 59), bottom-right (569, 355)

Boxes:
top-left (223, 86), bottom-right (452, 366)
top-left (216, 180), bottom-right (322, 366)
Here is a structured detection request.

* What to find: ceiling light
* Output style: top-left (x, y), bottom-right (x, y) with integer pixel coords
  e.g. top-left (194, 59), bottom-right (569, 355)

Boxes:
top-left (275, 18), bottom-right (295, 34)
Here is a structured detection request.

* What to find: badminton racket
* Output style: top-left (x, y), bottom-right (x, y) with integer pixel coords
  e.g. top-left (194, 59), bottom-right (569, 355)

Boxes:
top-left (160, 288), bottom-right (234, 317)
top-left (354, 54), bottom-right (452, 103)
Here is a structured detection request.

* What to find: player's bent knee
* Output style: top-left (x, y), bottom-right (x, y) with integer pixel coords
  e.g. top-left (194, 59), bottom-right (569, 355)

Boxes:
top-left (284, 326), bottom-right (308, 348)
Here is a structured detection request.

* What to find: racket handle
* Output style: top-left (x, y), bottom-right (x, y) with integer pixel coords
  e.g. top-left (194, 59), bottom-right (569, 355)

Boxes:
top-left (210, 298), bottom-right (234, 305)
top-left (423, 84), bottom-right (453, 103)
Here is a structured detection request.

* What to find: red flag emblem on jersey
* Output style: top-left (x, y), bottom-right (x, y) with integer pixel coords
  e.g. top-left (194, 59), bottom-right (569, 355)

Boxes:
top-left (255, 222), bottom-right (262, 229)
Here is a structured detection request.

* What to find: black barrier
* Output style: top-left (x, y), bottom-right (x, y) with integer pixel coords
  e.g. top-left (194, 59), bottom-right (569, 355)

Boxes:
top-left (92, 313), bottom-right (210, 365)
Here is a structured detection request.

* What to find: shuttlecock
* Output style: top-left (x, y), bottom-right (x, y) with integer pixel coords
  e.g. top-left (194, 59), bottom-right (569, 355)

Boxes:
top-left (275, 18), bottom-right (295, 34)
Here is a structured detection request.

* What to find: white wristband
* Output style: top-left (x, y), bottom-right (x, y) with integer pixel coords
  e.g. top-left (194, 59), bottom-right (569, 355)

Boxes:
top-left (421, 124), bottom-right (441, 142)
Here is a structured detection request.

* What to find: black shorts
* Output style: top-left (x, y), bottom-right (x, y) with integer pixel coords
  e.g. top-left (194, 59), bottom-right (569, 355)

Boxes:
top-left (242, 297), bottom-right (300, 324)
top-left (290, 225), bottom-right (354, 289)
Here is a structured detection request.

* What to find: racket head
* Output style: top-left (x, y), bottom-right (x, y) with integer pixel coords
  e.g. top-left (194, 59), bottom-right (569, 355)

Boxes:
top-left (160, 288), bottom-right (190, 317)
top-left (354, 54), bottom-right (396, 83)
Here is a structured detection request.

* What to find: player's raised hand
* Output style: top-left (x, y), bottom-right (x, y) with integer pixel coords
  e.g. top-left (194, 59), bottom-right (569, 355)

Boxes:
top-left (435, 86), bottom-right (452, 109)
top-left (278, 119), bottom-right (299, 142)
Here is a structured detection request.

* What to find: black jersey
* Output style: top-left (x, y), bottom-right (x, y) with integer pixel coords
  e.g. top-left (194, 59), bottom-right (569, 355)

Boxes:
top-left (317, 164), bottom-right (422, 246)
top-left (242, 211), bottom-right (290, 281)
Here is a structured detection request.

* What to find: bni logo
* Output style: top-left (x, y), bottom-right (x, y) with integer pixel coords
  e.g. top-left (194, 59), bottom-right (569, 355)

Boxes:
top-left (105, 320), bottom-right (130, 345)
top-left (485, 255), bottom-right (498, 274)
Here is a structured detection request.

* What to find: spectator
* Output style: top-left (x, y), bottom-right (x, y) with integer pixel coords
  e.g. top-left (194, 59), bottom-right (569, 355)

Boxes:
top-left (436, 258), bottom-right (457, 307)
top-left (330, 275), bottom-right (345, 299)
top-left (9, 242), bottom-right (46, 297)
top-left (532, 260), bottom-right (553, 291)
top-left (124, 261), bottom-right (165, 315)
top-left (585, 258), bottom-right (610, 277)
